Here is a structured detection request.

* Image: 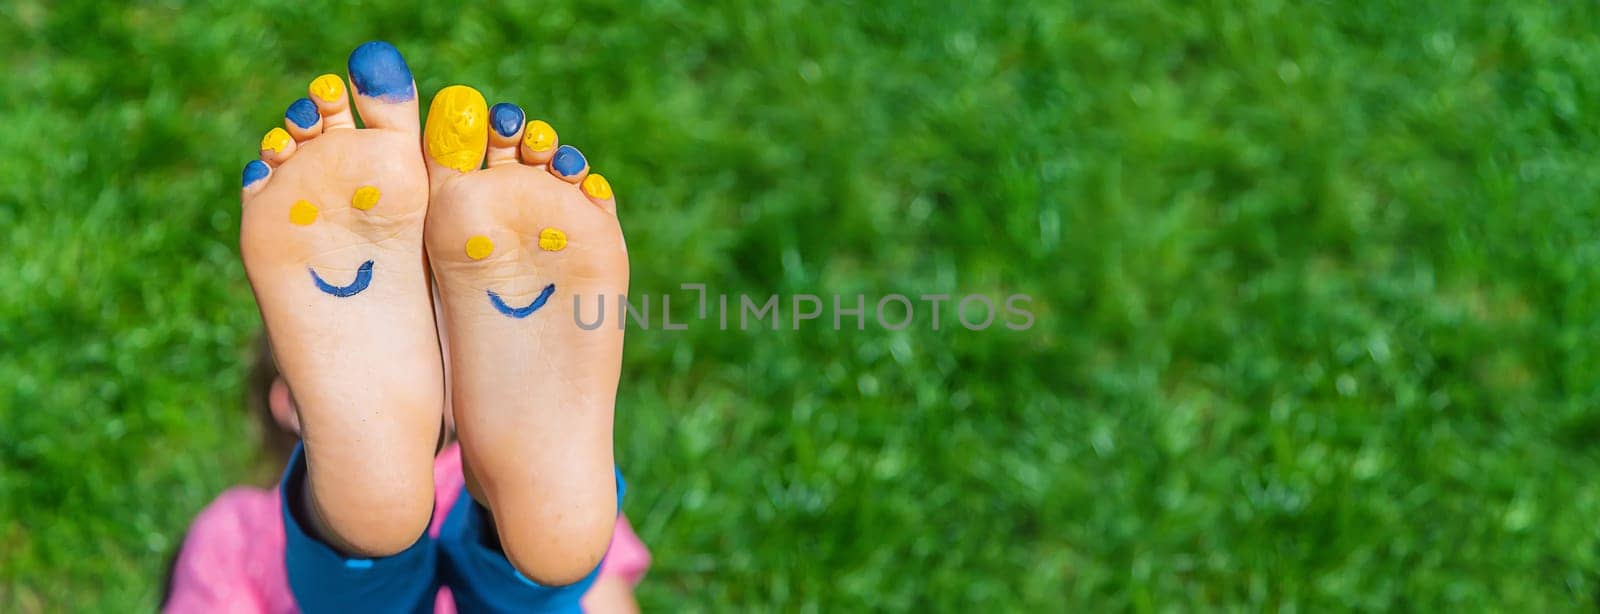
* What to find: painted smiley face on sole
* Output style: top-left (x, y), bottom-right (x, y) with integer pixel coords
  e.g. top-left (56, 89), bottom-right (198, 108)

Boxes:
top-left (461, 228), bottom-right (567, 318)
top-left (283, 196), bottom-right (385, 298)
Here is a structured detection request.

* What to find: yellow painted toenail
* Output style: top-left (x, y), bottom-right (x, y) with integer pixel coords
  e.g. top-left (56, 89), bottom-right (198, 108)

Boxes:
top-left (261, 128), bottom-right (291, 154)
top-left (523, 120), bottom-right (556, 153)
top-left (310, 74), bottom-right (345, 103)
top-left (465, 235), bottom-right (494, 260)
top-left (351, 186), bottom-right (380, 211)
top-left (289, 200), bottom-right (319, 225)
top-left (425, 85), bottom-right (489, 172)
top-left (581, 173), bottom-right (613, 200)
top-left (538, 227), bottom-right (568, 251)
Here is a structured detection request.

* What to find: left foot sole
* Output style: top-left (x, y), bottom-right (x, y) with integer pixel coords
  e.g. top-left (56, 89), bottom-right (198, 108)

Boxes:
top-left (422, 86), bottom-right (627, 585)
top-left (240, 41), bottom-right (442, 556)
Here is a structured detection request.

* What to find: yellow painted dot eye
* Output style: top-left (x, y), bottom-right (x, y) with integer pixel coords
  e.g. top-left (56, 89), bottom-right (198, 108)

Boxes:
top-left (523, 120), bottom-right (556, 153)
top-left (465, 235), bottom-right (495, 260)
top-left (581, 173), bottom-right (613, 200)
top-left (310, 74), bottom-right (345, 103)
top-left (261, 128), bottom-right (291, 154)
top-left (289, 200), bottom-right (319, 225)
top-left (538, 227), bottom-right (568, 251)
top-left (351, 186), bottom-right (381, 211)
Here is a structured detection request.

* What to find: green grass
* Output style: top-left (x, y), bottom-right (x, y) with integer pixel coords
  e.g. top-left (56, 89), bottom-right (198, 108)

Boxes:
top-left (4, 0), bottom-right (1600, 610)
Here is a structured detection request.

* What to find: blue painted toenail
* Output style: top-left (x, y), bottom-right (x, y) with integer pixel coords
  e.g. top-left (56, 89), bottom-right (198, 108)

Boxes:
top-left (347, 41), bottom-right (415, 102)
top-left (551, 145), bottom-right (586, 177)
top-left (489, 102), bottom-right (525, 138)
top-left (242, 160), bottom-right (269, 187)
top-left (285, 98), bottom-right (319, 129)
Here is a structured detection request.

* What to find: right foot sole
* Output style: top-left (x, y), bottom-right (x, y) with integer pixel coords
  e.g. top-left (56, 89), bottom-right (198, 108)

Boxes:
top-left (422, 86), bottom-right (627, 585)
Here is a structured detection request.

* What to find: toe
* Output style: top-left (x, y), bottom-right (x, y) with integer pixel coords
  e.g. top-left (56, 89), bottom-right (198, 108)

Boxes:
top-left (580, 173), bottom-right (616, 214)
top-left (259, 126), bottom-right (297, 165)
top-left (309, 73), bottom-right (357, 130)
top-left (423, 85), bottom-right (489, 177)
top-left (485, 102), bottom-right (525, 168)
top-left (346, 41), bottom-right (419, 133)
top-left (548, 145), bottom-right (589, 184)
top-left (518, 119), bottom-right (559, 165)
top-left (284, 97), bottom-right (323, 141)
top-left (241, 159), bottom-right (271, 198)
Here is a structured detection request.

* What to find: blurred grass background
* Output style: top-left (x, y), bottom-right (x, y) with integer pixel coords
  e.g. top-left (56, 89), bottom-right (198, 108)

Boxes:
top-left (4, 0), bottom-right (1600, 610)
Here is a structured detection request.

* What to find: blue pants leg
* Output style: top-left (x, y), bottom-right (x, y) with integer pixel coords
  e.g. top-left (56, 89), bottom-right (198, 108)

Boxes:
top-left (437, 469), bottom-right (626, 614)
top-left (280, 444), bottom-right (439, 614)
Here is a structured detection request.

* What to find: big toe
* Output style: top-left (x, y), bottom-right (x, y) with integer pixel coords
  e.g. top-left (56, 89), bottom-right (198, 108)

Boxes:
top-left (423, 85), bottom-right (490, 180)
top-left (347, 41), bottom-right (419, 133)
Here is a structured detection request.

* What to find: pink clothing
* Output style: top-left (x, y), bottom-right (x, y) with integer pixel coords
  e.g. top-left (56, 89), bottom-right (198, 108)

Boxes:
top-left (165, 444), bottom-right (650, 613)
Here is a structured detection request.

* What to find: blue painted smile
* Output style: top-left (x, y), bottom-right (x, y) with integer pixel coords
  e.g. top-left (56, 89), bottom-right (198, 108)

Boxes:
top-left (309, 260), bottom-right (375, 297)
top-left (488, 284), bottom-right (556, 319)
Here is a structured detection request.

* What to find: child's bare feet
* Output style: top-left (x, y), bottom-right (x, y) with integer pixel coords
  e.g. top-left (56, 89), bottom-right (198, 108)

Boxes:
top-left (239, 41), bottom-right (442, 556)
top-left (422, 85), bottom-right (627, 585)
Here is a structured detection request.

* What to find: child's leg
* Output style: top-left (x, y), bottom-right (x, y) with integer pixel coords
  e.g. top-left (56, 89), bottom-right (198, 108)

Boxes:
top-left (421, 90), bottom-right (629, 585)
top-left (281, 444), bottom-right (439, 614)
top-left (239, 40), bottom-right (443, 557)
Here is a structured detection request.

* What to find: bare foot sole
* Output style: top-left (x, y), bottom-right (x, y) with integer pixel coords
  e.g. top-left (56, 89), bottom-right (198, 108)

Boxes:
top-left (240, 41), bottom-right (442, 556)
top-left (422, 86), bottom-right (626, 584)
